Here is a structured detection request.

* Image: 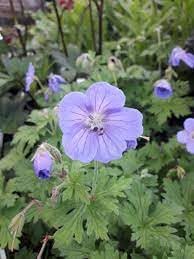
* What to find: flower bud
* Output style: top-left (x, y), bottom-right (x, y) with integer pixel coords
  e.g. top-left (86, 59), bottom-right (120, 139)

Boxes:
top-left (177, 166), bottom-right (186, 179)
top-left (153, 79), bottom-right (173, 99)
top-left (108, 56), bottom-right (123, 72)
top-left (9, 212), bottom-right (25, 236)
top-left (76, 53), bottom-right (94, 73)
top-left (33, 150), bottom-right (53, 179)
top-left (42, 143), bottom-right (62, 163)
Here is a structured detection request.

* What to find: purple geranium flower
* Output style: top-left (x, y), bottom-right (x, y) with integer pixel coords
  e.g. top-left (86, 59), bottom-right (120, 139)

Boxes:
top-left (48, 74), bottom-right (65, 93)
top-left (177, 118), bottom-right (194, 154)
top-left (126, 139), bottom-right (137, 150)
top-left (58, 82), bottom-right (143, 163)
top-left (25, 63), bottom-right (35, 92)
top-left (154, 79), bottom-right (173, 99)
top-left (33, 150), bottom-right (53, 179)
top-left (169, 46), bottom-right (194, 68)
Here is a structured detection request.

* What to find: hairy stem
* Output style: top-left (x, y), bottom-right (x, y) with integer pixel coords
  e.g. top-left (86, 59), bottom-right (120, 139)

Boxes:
top-left (52, 0), bottom-right (68, 56)
top-left (37, 235), bottom-right (53, 259)
top-left (92, 161), bottom-right (99, 194)
top-left (97, 0), bottom-right (104, 55)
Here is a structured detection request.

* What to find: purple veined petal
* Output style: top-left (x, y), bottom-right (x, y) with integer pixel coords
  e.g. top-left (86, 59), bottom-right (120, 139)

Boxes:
top-left (62, 127), bottom-right (98, 163)
top-left (85, 82), bottom-right (125, 113)
top-left (186, 140), bottom-right (194, 154)
top-left (176, 130), bottom-right (188, 144)
top-left (94, 127), bottom-right (127, 163)
top-left (126, 139), bottom-right (137, 150)
top-left (58, 92), bottom-right (90, 134)
top-left (183, 118), bottom-right (194, 132)
top-left (105, 107), bottom-right (143, 140)
top-left (181, 53), bottom-right (194, 68)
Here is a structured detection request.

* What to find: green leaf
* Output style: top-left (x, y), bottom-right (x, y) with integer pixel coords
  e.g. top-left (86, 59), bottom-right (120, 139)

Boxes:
top-left (91, 244), bottom-right (127, 259)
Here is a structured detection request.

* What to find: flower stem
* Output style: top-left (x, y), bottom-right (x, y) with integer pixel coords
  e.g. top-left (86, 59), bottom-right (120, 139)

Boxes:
top-left (97, 0), bottom-right (104, 55)
top-left (156, 26), bottom-right (162, 75)
top-left (34, 76), bottom-right (45, 90)
top-left (52, 0), bottom-right (68, 57)
top-left (37, 235), bottom-right (53, 259)
top-left (112, 71), bottom-right (117, 86)
top-left (92, 161), bottom-right (99, 194)
top-left (8, 0), bottom-right (27, 56)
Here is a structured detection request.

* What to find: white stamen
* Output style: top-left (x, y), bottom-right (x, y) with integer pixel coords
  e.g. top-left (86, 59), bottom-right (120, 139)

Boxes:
top-left (85, 112), bottom-right (104, 133)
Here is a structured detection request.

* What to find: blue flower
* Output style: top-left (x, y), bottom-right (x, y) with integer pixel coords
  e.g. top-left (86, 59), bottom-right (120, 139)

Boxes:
top-left (58, 82), bottom-right (143, 163)
top-left (48, 74), bottom-right (66, 93)
top-left (154, 79), bottom-right (173, 99)
top-left (177, 118), bottom-right (194, 154)
top-left (169, 46), bottom-right (194, 68)
top-left (25, 63), bottom-right (35, 92)
top-left (33, 149), bottom-right (53, 179)
top-left (126, 139), bottom-right (137, 150)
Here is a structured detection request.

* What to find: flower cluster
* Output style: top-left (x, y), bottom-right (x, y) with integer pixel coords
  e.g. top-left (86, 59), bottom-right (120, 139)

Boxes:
top-left (31, 44), bottom-right (194, 177)
top-left (58, 82), bottom-right (143, 163)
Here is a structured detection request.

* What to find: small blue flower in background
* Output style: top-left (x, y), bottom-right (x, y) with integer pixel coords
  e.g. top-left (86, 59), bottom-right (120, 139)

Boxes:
top-left (25, 63), bottom-right (35, 92)
top-left (169, 46), bottom-right (194, 68)
top-left (177, 118), bottom-right (194, 154)
top-left (126, 139), bottom-right (137, 150)
top-left (154, 79), bottom-right (173, 99)
top-left (48, 74), bottom-right (66, 93)
top-left (33, 149), bottom-right (53, 179)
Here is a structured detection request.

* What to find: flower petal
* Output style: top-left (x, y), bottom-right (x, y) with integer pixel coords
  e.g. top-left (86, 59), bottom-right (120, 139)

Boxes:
top-left (58, 92), bottom-right (89, 134)
top-left (177, 130), bottom-right (188, 144)
top-left (105, 107), bottom-right (143, 140)
top-left (182, 53), bottom-right (194, 68)
top-left (186, 141), bottom-right (194, 154)
top-left (126, 139), bottom-right (137, 150)
top-left (62, 127), bottom-right (98, 163)
top-left (85, 82), bottom-right (125, 112)
top-left (184, 118), bottom-right (194, 132)
top-left (94, 127), bottom-right (127, 163)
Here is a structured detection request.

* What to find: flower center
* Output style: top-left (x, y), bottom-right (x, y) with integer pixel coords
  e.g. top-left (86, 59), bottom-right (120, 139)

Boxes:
top-left (86, 112), bottom-right (104, 135)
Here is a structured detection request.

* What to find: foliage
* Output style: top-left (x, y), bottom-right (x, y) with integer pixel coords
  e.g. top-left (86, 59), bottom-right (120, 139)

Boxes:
top-left (1, 0), bottom-right (194, 258)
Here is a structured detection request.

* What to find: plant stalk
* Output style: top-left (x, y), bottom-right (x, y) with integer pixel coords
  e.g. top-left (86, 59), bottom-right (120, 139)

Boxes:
top-left (89, 0), bottom-right (97, 52)
top-left (92, 161), bottom-right (99, 194)
top-left (97, 0), bottom-right (104, 55)
top-left (52, 0), bottom-right (68, 56)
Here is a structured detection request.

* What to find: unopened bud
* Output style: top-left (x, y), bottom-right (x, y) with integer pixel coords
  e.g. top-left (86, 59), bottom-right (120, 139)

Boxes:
top-left (177, 166), bottom-right (186, 179)
top-left (108, 56), bottom-right (124, 72)
top-left (76, 53), bottom-right (94, 73)
top-left (9, 212), bottom-right (25, 236)
top-left (42, 143), bottom-right (62, 163)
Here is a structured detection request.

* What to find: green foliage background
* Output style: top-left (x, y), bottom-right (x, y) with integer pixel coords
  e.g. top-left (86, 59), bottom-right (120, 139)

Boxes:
top-left (1, 0), bottom-right (194, 258)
